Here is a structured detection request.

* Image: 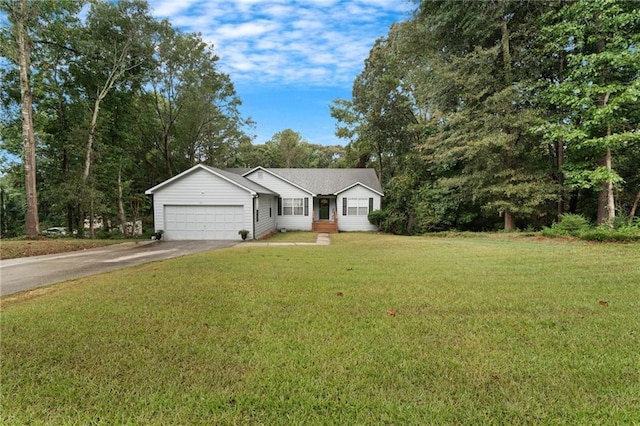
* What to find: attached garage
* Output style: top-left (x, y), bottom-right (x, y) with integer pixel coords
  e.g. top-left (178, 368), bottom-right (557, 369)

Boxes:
top-left (164, 205), bottom-right (244, 240)
top-left (146, 165), bottom-right (278, 241)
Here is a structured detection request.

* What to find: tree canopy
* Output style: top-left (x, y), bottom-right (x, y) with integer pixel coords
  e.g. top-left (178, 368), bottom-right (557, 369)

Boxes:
top-left (333, 0), bottom-right (640, 233)
top-left (2, 0), bottom-right (638, 238)
top-left (0, 0), bottom-right (345, 237)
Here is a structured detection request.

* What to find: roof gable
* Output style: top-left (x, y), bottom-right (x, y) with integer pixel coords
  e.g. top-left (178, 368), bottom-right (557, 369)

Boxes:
top-left (334, 181), bottom-right (384, 196)
top-left (242, 166), bottom-right (315, 196)
top-left (145, 164), bottom-right (278, 196)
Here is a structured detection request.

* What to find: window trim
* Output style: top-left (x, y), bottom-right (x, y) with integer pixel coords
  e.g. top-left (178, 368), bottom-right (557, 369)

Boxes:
top-left (280, 197), bottom-right (306, 216)
top-left (344, 197), bottom-right (373, 216)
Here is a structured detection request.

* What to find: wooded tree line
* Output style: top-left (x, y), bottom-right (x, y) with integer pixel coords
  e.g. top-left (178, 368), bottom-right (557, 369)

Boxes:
top-left (0, 0), bottom-right (344, 238)
top-left (332, 0), bottom-right (640, 233)
top-left (2, 0), bottom-right (638, 238)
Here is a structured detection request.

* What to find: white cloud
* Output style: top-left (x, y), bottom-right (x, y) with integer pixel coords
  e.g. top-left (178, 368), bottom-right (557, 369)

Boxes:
top-left (148, 0), bottom-right (413, 87)
top-left (150, 0), bottom-right (201, 17)
top-left (214, 20), bottom-right (281, 39)
top-left (261, 3), bottom-right (296, 18)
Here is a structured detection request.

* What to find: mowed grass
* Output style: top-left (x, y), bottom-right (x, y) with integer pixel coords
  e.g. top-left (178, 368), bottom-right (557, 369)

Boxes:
top-left (1, 234), bottom-right (639, 424)
top-left (263, 230), bottom-right (319, 243)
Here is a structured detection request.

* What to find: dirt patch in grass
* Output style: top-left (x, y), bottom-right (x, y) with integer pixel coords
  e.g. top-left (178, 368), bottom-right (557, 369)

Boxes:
top-left (0, 239), bottom-right (133, 260)
top-left (0, 285), bottom-right (68, 306)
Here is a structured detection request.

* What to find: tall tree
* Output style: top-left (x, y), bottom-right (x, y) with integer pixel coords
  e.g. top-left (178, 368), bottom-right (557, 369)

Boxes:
top-left (72, 0), bottom-right (154, 236)
top-left (1, 0), bottom-right (254, 238)
top-left (538, 0), bottom-right (640, 226)
top-left (2, 0), bottom-right (39, 238)
top-left (417, 1), bottom-right (556, 231)
top-left (330, 98), bottom-right (372, 168)
top-left (346, 28), bottom-right (419, 186)
top-left (138, 22), bottom-right (250, 177)
top-left (269, 129), bottom-right (306, 168)
top-left (2, 0), bottom-right (84, 237)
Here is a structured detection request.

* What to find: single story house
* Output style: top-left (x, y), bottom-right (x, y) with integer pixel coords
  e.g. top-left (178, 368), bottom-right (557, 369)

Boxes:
top-left (145, 164), bottom-right (384, 240)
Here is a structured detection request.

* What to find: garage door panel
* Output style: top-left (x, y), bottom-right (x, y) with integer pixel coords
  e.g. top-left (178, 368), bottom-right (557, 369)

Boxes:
top-left (164, 205), bottom-right (244, 240)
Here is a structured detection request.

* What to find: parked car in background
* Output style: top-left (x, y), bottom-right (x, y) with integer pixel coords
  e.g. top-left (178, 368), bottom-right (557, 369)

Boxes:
top-left (41, 227), bottom-right (68, 236)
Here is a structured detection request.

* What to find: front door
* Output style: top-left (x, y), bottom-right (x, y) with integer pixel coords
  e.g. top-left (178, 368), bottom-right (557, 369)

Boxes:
top-left (319, 198), bottom-right (330, 220)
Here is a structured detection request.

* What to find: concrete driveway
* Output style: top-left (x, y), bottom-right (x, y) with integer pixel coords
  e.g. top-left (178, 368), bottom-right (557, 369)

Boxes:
top-left (0, 240), bottom-right (238, 297)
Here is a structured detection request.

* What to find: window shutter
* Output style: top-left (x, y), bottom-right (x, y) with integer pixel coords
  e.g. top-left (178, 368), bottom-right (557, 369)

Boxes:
top-left (342, 198), bottom-right (347, 216)
top-left (369, 198), bottom-right (374, 212)
top-left (304, 197), bottom-right (309, 216)
top-left (278, 198), bottom-right (282, 216)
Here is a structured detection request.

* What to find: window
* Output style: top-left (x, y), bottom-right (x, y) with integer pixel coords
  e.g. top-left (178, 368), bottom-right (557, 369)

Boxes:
top-left (343, 198), bottom-right (373, 216)
top-left (281, 198), bottom-right (305, 216)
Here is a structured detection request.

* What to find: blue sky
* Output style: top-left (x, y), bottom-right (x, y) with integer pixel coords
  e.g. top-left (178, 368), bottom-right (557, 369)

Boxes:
top-left (147, 0), bottom-right (415, 146)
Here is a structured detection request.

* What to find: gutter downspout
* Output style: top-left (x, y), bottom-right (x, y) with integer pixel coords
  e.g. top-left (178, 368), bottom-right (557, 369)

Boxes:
top-left (252, 195), bottom-right (257, 240)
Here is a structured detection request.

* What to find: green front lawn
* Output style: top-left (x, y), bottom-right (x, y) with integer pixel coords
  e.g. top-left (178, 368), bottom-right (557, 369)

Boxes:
top-left (262, 230), bottom-right (319, 243)
top-left (1, 234), bottom-right (639, 424)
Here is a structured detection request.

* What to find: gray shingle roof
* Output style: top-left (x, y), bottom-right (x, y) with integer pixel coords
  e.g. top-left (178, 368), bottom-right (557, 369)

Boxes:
top-left (202, 166), bottom-right (278, 196)
top-left (226, 167), bottom-right (383, 195)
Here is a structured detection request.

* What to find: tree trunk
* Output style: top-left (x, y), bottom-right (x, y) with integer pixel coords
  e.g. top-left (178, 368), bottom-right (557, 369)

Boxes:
top-left (0, 188), bottom-right (5, 237)
top-left (500, 4), bottom-right (515, 232)
top-left (500, 9), bottom-right (512, 84)
top-left (557, 138), bottom-right (564, 220)
top-left (629, 189), bottom-right (640, 223)
top-left (16, 0), bottom-right (39, 238)
top-left (596, 125), bottom-right (615, 227)
top-left (376, 145), bottom-right (384, 188)
top-left (80, 35), bottom-right (135, 236)
top-left (504, 210), bottom-right (515, 232)
top-left (89, 195), bottom-right (94, 238)
top-left (66, 203), bottom-right (74, 236)
top-left (75, 203), bottom-right (84, 238)
top-left (568, 190), bottom-right (579, 213)
top-left (164, 133), bottom-right (173, 177)
top-left (593, 12), bottom-right (615, 227)
top-left (117, 166), bottom-right (127, 236)
top-left (556, 50), bottom-right (566, 221)
top-left (83, 97), bottom-right (102, 182)
top-left (81, 87), bottom-right (112, 239)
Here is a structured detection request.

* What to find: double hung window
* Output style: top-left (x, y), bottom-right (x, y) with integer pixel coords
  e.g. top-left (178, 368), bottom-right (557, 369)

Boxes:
top-left (279, 198), bottom-right (308, 216)
top-left (343, 198), bottom-right (373, 216)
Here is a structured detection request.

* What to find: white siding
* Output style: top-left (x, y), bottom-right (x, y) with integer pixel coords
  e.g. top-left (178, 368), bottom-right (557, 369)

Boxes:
top-left (254, 194), bottom-right (277, 239)
top-left (337, 185), bottom-right (381, 232)
top-left (152, 168), bottom-right (255, 240)
top-left (245, 170), bottom-right (313, 231)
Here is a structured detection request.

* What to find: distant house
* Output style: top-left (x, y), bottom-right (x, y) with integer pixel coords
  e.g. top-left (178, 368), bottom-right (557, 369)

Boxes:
top-left (145, 165), bottom-right (383, 240)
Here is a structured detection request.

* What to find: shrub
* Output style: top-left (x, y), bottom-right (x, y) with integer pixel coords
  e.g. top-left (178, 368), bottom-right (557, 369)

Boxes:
top-left (542, 213), bottom-right (640, 242)
top-left (381, 211), bottom-right (410, 235)
top-left (579, 226), bottom-right (640, 242)
top-left (554, 214), bottom-right (591, 234)
top-left (542, 213), bottom-right (590, 237)
top-left (367, 210), bottom-right (386, 228)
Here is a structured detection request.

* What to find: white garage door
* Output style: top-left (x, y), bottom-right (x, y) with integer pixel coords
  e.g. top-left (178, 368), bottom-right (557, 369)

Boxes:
top-left (164, 205), bottom-right (244, 240)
